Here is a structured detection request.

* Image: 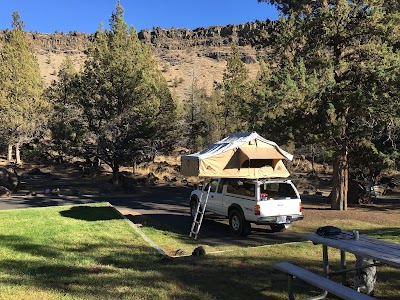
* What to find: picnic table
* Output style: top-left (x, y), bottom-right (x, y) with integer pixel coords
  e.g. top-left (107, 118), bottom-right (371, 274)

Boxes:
top-left (275, 231), bottom-right (400, 299)
top-left (304, 231), bottom-right (400, 284)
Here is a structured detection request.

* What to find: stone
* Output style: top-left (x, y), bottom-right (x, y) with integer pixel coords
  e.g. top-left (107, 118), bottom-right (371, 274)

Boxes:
top-left (192, 246), bottom-right (206, 256)
top-left (241, 55), bottom-right (256, 64)
top-left (0, 167), bottom-right (19, 192)
top-left (28, 168), bottom-right (47, 175)
top-left (120, 174), bottom-right (136, 193)
top-left (348, 180), bottom-right (369, 204)
top-left (0, 186), bottom-right (11, 197)
top-left (51, 188), bottom-right (60, 196)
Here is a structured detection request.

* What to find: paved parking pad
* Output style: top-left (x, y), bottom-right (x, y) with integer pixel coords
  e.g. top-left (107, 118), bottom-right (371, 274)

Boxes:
top-left (136, 214), bottom-right (305, 247)
top-left (114, 186), bottom-right (306, 248)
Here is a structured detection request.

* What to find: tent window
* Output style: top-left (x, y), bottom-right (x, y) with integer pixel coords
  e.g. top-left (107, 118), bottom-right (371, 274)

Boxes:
top-left (241, 159), bottom-right (273, 168)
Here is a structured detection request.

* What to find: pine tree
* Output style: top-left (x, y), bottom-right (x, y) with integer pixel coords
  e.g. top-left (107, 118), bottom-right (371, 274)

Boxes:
top-left (0, 11), bottom-right (48, 164)
top-left (76, 2), bottom-right (177, 186)
top-left (259, 0), bottom-right (400, 210)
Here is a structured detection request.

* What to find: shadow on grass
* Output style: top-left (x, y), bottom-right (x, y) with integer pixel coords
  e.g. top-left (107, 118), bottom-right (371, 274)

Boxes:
top-left (0, 231), bottom-right (398, 299)
top-left (0, 235), bottom-right (61, 258)
top-left (59, 205), bottom-right (123, 221)
top-left (0, 231), bottom-right (282, 299)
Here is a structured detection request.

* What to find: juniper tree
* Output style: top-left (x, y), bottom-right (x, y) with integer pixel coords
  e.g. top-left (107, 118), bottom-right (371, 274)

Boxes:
top-left (183, 74), bottom-right (223, 152)
top-left (45, 57), bottom-right (84, 161)
top-left (76, 2), bottom-right (177, 186)
top-left (258, 0), bottom-right (400, 209)
top-left (221, 44), bottom-right (252, 135)
top-left (0, 11), bottom-right (48, 164)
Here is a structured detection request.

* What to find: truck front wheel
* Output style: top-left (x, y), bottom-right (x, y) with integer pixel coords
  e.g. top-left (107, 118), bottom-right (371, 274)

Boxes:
top-left (229, 209), bottom-right (251, 236)
top-left (190, 199), bottom-right (198, 219)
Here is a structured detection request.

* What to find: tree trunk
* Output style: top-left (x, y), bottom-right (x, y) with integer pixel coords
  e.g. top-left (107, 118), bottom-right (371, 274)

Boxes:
top-left (331, 147), bottom-right (348, 210)
top-left (7, 144), bottom-right (13, 161)
top-left (112, 163), bottom-right (119, 188)
top-left (311, 145), bottom-right (315, 174)
top-left (15, 143), bottom-right (21, 165)
top-left (132, 158), bottom-right (137, 175)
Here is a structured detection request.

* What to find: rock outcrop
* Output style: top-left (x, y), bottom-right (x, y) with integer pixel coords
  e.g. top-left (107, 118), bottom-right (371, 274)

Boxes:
top-left (29, 31), bottom-right (91, 54)
top-left (137, 20), bottom-right (275, 49)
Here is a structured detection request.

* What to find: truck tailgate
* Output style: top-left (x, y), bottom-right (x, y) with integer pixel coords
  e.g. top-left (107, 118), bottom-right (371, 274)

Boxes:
top-left (259, 199), bottom-right (301, 217)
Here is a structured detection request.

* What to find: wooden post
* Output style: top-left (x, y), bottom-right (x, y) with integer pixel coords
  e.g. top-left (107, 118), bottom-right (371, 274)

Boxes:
top-left (341, 250), bottom-right (347, 285)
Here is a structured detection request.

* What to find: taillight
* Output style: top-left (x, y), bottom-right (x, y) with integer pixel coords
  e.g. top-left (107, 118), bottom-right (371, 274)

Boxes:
top-left (254, 205), bottom-right (260, 215)
top-left (299, 202), bottom-right (303, 213)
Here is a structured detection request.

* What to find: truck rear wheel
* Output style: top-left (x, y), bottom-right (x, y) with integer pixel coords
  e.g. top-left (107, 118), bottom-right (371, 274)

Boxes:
top-left (229, 209), bottom-right (251, 236)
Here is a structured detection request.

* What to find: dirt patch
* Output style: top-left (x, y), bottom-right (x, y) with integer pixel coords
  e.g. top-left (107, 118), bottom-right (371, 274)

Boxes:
top-left (299, 194), bottom-right (400, 234)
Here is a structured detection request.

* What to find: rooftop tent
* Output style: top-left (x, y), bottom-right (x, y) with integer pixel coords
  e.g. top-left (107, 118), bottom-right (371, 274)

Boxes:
top-left (181, 132), bottom-right (293, 178)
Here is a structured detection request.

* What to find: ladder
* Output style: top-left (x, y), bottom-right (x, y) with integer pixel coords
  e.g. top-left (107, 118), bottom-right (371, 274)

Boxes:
top-left (189, 184), bottom-right (211, 240)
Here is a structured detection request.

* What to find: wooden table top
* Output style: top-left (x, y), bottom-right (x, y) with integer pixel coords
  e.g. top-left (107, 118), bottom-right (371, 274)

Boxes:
top-left (304, 232), bottom-right (400, 268)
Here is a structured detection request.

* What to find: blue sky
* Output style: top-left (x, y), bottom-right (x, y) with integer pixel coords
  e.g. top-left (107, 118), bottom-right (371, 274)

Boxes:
top-left (0, 0), bottom-right (279, 33)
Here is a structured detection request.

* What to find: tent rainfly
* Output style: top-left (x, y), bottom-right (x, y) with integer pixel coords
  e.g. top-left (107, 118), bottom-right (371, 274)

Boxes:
top-left (180, 132), bottom-right (293, 178)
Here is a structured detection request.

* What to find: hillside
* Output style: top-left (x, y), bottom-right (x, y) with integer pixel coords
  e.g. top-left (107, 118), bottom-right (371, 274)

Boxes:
top-left (24, 20), bottom-right (274, 102)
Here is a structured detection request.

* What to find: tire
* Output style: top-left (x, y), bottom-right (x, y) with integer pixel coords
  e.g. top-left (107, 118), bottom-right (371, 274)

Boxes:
top-left (243, 219), bottom-right (252, 236)
top-left (229, 209), bottom-right (251, 236)
top-left (270, 224), bottom-right (289, 232)
top-left (190, 198), bottom-right (198, 219)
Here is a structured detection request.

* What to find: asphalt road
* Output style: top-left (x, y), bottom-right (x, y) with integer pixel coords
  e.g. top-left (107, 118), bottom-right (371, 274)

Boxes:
top-left (0, 185), bottom-right (305, 247)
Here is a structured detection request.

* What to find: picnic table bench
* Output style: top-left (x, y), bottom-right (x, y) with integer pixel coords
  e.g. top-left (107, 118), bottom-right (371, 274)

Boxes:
top-left (276, 230), bottom-right (399, 299)
top-left (275, 262), bottom-right (375, 300)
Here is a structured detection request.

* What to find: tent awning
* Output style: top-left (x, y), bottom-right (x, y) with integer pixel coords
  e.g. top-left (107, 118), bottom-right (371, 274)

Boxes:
top-left (239, 147), bottom-right (286, 161)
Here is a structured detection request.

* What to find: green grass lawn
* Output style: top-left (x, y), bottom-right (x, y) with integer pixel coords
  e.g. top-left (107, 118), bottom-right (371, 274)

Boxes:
top-left (0, 203), bottom-right (399, 300)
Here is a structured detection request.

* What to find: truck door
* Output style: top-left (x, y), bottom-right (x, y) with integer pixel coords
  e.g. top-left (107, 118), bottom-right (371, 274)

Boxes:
top-left (205, 179), bottom-right (223, 212)
top-left (223, 180), bottom-right (257, 220)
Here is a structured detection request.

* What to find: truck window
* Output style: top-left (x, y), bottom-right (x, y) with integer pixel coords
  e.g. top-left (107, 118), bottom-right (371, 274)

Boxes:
top-left (226, 180), bottom-right (255, 198)
top-left (217, 179), bottom-right (225, 193)
top-left (261, 182), bottom-right (297, 199)
top-left (204, 179), bottom-right (219, 193)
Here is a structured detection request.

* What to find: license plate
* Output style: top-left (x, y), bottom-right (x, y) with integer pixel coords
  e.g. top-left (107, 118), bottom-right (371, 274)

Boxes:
top-left (276, 216), bottom-right (286, 223)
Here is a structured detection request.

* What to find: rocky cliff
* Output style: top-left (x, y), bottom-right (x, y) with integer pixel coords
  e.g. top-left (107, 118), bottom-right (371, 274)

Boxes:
top-left (8, 20), bottom-right (274, 100)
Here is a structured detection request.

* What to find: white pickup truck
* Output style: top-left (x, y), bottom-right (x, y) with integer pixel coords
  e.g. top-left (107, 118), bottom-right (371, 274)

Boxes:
top-left (190, 178), bottom-right (303, 236)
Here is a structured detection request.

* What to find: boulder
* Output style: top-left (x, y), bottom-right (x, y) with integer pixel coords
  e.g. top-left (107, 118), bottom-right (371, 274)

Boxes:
top-left (120, 174), bottom-right (136, 193)
top-left (0, 167), bottom-right (19, 192)
top-left (192, 246), bottom-right (206, 256)
top-left (347, 180), bottom-right (372, 205)
top-left (0, 186), bottom-right (11, 197)
top-left (241, 55), bottom-right (256, 64)
top-left (28, 168), bottom-right (44, 175)
top-left (51, 188), bottom-right (60, 196)
top-left (28, 168), bottom-right (51, 177)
